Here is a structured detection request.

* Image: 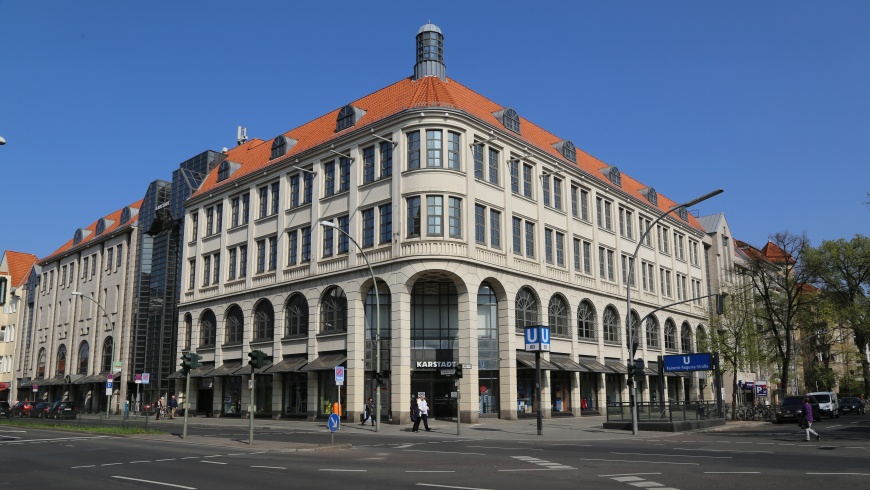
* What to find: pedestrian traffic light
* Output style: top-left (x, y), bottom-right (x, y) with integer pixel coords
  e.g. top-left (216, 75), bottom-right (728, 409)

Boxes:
top-left (627, 361), bottom-right (636, 386)
top-left (375, 371), bottom-right (385, 386)
top-left (455, 364), bottom-right (464, 379)
top-left (248, 350), bottom-right (269, 369)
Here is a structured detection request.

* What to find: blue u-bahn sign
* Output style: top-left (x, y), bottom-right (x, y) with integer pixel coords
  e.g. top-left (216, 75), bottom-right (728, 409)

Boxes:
top-left (524, 325), bottom-right (550, 352)
top-left (663, 353), bottom-right (712, 372)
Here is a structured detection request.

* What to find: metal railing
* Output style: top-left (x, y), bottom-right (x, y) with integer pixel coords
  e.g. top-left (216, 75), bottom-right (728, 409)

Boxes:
top-left (2, 411), bottom-right (157, 429)
top-left (606, 401), bottom-right (723, 423)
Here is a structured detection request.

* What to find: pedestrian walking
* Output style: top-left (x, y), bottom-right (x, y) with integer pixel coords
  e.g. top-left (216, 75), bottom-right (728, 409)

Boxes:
top-left (411, 396), bottom-right (421, 432)
top-left (154, 397), bottom-right (165, 420)
top-left (360, 397), bottom-right (375, 426)
top-left (168, 395), bottom-right (179, 419)
top-left (802, 397), bottom-right (819, 442)
top-left (417, 394), bottom-right (431, 431)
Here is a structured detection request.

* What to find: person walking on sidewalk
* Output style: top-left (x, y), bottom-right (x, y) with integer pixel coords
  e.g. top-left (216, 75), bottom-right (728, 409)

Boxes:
top-left (417, 395), bottom-right (431, 431)
top-left (803, 397), bottom-right (820, 442)
top-left (168, 395), bottom-right (179, 419)
top-left (411, 396), bottom-right (421, 432)
top-left (361, 397), bottom-right (374, 426)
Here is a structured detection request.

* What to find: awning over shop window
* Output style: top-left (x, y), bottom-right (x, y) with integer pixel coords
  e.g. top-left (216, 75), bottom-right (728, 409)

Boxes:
top-left (300, 354), bottom-right (347, 371)
top-left (167, 369), bottom-right (185, 380)
top-left (205, 362), bottom-right (242, 377)
top-left (644, 362), bottom-right (659, 376)
top-left (189, 364), bottom-right (216, 378)
top-left (604, 359), bottom-right (627, 375)
top-left (549, 354), bottom-right (588, 372)
top-left (233, 361), bottom-right (275, 376)
top-left (264, 357), bottom-right (308, 374)
top-left (0, 382), bottom-right (9, 391)
top-left (515, 351), bottom-right (558, 371)
top-left (576, 358), bottom-right (609, 373)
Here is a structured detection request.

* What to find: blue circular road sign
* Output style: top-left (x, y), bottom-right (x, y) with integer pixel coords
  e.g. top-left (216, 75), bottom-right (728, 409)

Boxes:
top-left (328, 413), bottom-right (340, 432)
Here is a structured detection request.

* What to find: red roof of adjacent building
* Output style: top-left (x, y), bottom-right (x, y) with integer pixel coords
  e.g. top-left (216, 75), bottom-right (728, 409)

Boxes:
top-left (192, 75), bottom-right (706, 232)
top-left (40, 200), bottom-right (143, 264)
top-left (1, 251), bottom-right (38, 287)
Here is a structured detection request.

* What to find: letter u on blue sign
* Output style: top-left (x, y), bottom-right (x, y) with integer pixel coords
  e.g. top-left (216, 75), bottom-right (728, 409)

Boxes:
top-left (540, 327), bottom-right (550, 344)
top-left (526, 328), bottom-right (538, 344)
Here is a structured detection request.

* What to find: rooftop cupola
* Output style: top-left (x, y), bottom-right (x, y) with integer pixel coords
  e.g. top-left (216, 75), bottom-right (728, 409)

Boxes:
top-left (413, 23), bottom-right (446, 81)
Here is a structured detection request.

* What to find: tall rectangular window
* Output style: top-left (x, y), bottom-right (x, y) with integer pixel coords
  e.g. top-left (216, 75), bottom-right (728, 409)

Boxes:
top-left (642, 261), bottom-right (655, 292)
top-left (545, 229), bottom-right (554, 263)
top-left (258, 186), bottom-right (268, 218)
top-left (447, 132), bottom-right (460, 169)
top-left (270, 182), bottom-right (279, 215)
top-left (241, 193), bottom-right (250, 224)
top-left (553, 178), bottom-right (562, 211)
top-left (407, 131), bottom-right (421, 170)
top-left (190, 212), bottom-right (198, 241)
top-left (660, 268), bottom-right (672, 297)
top-left (522, 164), bottom-right (533, 198)
top-left (621, 254), bottom-right (635, 286)
top-left (573, 238), bottom-right (581, 270)
top-left (675, 233), bottom-right (685, 260)
top-left (290, 175), bottom-right (300, 207)
top-left (116, 244), bottom-right (122, 270)
top-left (379, 203), bottom-right (392, 244)
top-left (580, 188), bottom-right (589, 221)
top-left (513, 217), bottom-right (522, 254)
top-left (542, 175), bottom-right (551, 206)
top-left (524, 222), bottom-right (535, 259)
top-left (324, 161), bottom-right (336, 197)
top-left (213, 252), bottom-right (220, 284)
top-left (676, 273), bottom-right (687, 300)
top-left (339, 157), bottom-right (351, 192)
top-left (488, 148), bottom-right (499, 185)
top-left (362, 208), bottom-right (375, 248)
top-left (426, 129), bottom-right (442, 167)
top-left (301, 227), bottom-right (311, 262)
top-left (474, 204), bottom-right (486, 243)
top-left (473, 144), bottom-right (484, 179)
top-left (555, 231), bottom-right (565, 266)
top-left (639, 215), bottom-right (652, 247)
top-left (510, 160), bottom-right (519, 193)
top-left (599, 247), bottom-right (614, 281)
top-left (619, 207), bottom-right (633, 239)
top-left (596, 198), bottom-right (613, 231)
top-left (239, 245), bottom-right (247, 277)
top-left (228, 248), bottom-right (237, 280)
top-left (215, 203), bottom-right (223, 232)
top-left (106, 249), bottom-right (114, 271)
top-left (256, 239), bottom-right (266, 273)
top-left (380, 141), bottom-right (393, 178)
top-left (583, 241), bottom-right (592, 274)
top-left (337, 216), bottom-right (349, 254)
top-left (658, 225), bottom-right (670, 254)
top-left (427, 195), bottom-right (443, 236)
top-left (303, 172), bottom-right (313, 204)
top-left (490, 209), bottom-right (501, 248)
top-left (288, 230), bottom-right (298, 266)
top-left (407, 196), bottom-right (421, 237)
top-left (202, 255), bottom-right (211, 286)
top-left (188, 259), bottom-right (196, 290)
top-left (323, 224), bottom-right (334, 257)
top-left (206, 207), bottom-right (214, 235)
top-left (571, 185), bottom-right (579, 217)
top-left (231, 197), bottom-right (240, 227)
top-left (268, 236), bottom-right (277, 270)
top-left (363, 145), bottom-right (376, 184)
top-left (448, 197), bottom-right (462, 238)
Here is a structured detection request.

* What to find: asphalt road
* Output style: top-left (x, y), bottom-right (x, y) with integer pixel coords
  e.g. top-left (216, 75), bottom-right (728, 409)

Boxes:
top-left (1, 414), bottom-right (868, 489)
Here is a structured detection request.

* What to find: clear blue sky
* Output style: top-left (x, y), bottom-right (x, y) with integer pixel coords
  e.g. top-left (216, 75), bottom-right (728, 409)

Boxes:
top-left (1, 1), bottom-right (867, 259)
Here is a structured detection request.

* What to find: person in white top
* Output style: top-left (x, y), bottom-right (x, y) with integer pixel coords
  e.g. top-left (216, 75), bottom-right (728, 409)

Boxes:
top-left (417, 395), bottom-right (431, 431)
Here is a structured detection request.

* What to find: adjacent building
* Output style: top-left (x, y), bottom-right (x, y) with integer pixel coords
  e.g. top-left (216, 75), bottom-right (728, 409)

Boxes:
top-left (0, 250), bottom-right (38, 402)
top-left (175, 24), bottom-right (717, 423)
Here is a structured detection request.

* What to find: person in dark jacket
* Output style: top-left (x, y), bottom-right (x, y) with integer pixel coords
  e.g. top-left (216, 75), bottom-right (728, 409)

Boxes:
top-left (411, 396), bottom-right (422, 432)
top-left (803, 397), bottom-right (820, 442)
top-left (360, 397), bottom-right (374, 426)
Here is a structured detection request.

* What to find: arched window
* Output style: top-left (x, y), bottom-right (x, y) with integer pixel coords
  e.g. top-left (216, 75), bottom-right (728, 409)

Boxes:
top-left (514, 287), bottom-right (539, 332)
top-left (560, 140), bottom-right (576, 163)
top-left (646, 316), bottom-right (660, 349)
top-left (627, 310), bottom-right (642, 351)
top-left (55, 344), bottom-right (67, 376)
top-left (284, 294), bottom-right (309, 337)
top-left (320, 287), bottom-right (347, 334)
top-left (502, 108), bottom-right (521, 133)
top-left (548, 295), bottom-right (570, 337)
top-left (681, 322), bottom-right (693, 353)
top-left (664, 319), bottom-right (677, 351)
top-left (101, 337), bottom-right (113, 373)
top-left (36, 348), bottom-right (46, 378)
top-left (365, 282), bottom-right (391, 341)
top-left (577, 300), bottom-right (596, 340)
top-left (603, 306), bottom-right (620, 343)
top-left (254, 300), bottom-right (275, 340)
top-left (336, 105), bottom-right (363, 132)
top-left (225, 305), bottom-right (244, 344)
top-left (200, 310), bottom-right (217, 347)
top-left (609, 166), bottom-right (621, 186)
top-left (77, 341), bottom-right (89, 375)
top-left (184, 313), bottom-right (192, 350)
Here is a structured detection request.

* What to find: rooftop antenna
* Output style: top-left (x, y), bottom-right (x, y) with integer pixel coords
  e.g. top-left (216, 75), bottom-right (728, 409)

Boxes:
top-left (237, 126), bottom-right (248, 146)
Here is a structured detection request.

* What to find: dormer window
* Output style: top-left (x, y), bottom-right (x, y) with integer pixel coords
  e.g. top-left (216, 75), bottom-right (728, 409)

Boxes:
top-left (217, 161), bottom-right (230, 181)
top-left (494, 108), bottom-right (520, 133)
top-left (677, 207), bottom-right (689, 221)
top-left (270, 135), bottom-right (297, 160)
top-left (640, 187), bottom-right (658, 206)
top-left (336, 105), bottom-right (366, 132)
top-left (95, 218), bottom-right (113, 236)
top-left (601, 166), bottom-right (621, 187)
top-left (554, 140), bottom-right (576, 163)
top-left (119, 206), bottom-right (138, 225)
top-left (73, 228), bottom-right (91, 245)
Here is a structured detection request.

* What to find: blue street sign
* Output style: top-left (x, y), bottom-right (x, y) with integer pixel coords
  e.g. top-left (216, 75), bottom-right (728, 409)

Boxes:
top-left (663, 353), bottom-right (712, 372)
top-left (328, 413), bottom-right (340, 432)
top-left (106, 381), bottom-right (113, 389)
top-left (524, 325), bottom-right (551, 352)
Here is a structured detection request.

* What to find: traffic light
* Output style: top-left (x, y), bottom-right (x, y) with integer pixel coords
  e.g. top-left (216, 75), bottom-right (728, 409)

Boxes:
top-left (716, 293), bottom-right (726, 315)
top-left (248, 350), bottom-right (269, 369)
top-left (181, 353), bottom-right (192, 373)
top-left (375, 371), bottom-right (385, 386)
top-left (189, 352), bottom-right (202, 369)
top-left (455, 364), bottom-right (464, 379)
top-left (627, 361), bottom-right (636, 386)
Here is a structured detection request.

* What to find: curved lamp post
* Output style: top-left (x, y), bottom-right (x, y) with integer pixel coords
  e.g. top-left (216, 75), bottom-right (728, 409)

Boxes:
top-left (72, 291), bottom-right (116, 416)
top-left (319, 220), bottom-right (382, 432)
top-left (626, 189), bottom-right (723, 435)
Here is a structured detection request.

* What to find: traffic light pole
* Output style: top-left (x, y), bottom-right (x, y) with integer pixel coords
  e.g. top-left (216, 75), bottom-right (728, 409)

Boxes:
top-left (183, 370), bottom-right (191, 439)
top-left (249, 371), bottom-right (255, 445)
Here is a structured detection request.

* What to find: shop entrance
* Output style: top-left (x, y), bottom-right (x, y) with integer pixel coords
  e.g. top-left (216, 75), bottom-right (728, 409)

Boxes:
top-left (411, 372), bottom-right (457, 420)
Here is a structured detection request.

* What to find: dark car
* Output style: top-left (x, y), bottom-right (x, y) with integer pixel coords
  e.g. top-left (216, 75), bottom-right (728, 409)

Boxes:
top-left (0, 401), bottom-right (11, 418)
top-left (839, 397), bottom-right (865, 415)
top-left (48, 401), bottom-right (78, 420)
top-left (776, 395), bottom-right (821, 424)
top-left (27, 401), bottom-right (52, 419)
top-left (11, 400), bottom-right (37, 418)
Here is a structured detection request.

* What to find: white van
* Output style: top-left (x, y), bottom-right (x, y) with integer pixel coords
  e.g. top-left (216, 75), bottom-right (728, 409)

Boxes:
top-left (807, 391), bottom-right (839, 419)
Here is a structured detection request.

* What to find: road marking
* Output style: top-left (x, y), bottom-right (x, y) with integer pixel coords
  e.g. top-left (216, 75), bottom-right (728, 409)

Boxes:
top-left (155, 459), bottom-right (177, 462)
top-left (0, 435), bottom-right (110, 444)
top-left (498, 468), bottom-right (571, 471)
top-left (845, 447), bottom-right (866, 449)
top-left (612, 452), bottom-right (731, 459)
top-left (403, 449), bottom-right (485, 456)
top-left (673, 448), bottom-right (772, 454)
top-left (583, 458), bottom-right (697, 465)
top-left (612, 476), bottom-right (644, 482)
top-left (201, 461), bottom-right (226, 465)
top-left (600, 473), bottom-right (663, 477)
top-left (806, 472), bottom-right (870, 476)
top-left (704, 472), bottom-right (761, 474)
top-left (417, 484), bottom-right (493, 490)
top-left (130, 461), bottom-right (151, 464)
top-left (111, 476), bottom-right (196, 489)
top-left (827, 425), bottom-right (842, 429)
top-left (71, 465), bottom-right (96, 469)
top-left (319, 469), bottom-right (367, 472)
top-left (102, 463), bottom-right (122, 466)
top-left (181, 457), bottom-right (200, 460)
top-left (467, 446), bottom-right (542, 450)
top-left (406, 470), bottom-right (456, 473)
top-left (250, 466), bottom-right (286, 469)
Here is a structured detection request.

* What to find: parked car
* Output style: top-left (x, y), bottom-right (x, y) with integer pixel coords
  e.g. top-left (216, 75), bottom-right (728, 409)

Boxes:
top-left (48, 401), bottom-right (78, 420)
top-left (839, 397), bottom-right (865, 415)
top-left (11, 400), bottom-right (37, 418)
top-left (27, 401), bottom-right (52, 418)
top-left (0, 401), bottom-right (11, 418)
top-left (775, 395), bottom-right (821, 424)
top-left (806, 391), bottom-right (839, 419)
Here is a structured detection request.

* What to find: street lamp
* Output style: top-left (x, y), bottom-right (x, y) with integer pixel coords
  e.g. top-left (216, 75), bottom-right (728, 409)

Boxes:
top-left (626, 189), bottom-right (723, 435)
top-left (72, 291), bottom-right (116, 416)
top-left (319, 219), bottom-right (382, 432)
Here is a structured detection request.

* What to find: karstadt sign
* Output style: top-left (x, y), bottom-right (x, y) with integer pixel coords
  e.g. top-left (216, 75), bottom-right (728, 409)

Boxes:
top-left (416, 361), bottom-right (457, 368)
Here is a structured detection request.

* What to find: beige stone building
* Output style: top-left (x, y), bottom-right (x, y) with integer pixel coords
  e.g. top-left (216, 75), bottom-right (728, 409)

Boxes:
top-left (176, 24), bottom-right (718, 423)
top-left (0, 250), bottom-right (37, 402)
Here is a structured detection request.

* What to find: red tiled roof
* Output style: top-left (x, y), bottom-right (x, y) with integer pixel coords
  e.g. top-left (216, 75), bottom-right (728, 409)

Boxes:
top-left (761, 241), bottom-right (794, 264)
top-left (193, 76), bottom-right (705, 232)
top-left (2, 251), bottom-right (38, 287)
top-left (40, 200), bottom-right (144, 264)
